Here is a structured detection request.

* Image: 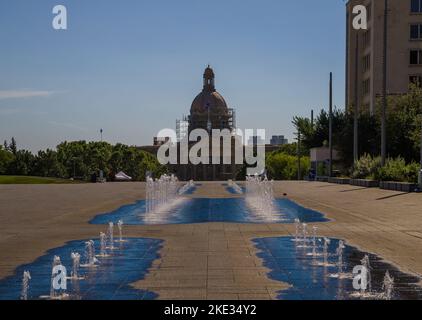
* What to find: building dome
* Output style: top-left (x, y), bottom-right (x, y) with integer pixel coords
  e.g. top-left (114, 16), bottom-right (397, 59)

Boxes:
top-left (191, 91), bottom-right (228, 115)
top-left (190, 65), bottom-right (228, 115)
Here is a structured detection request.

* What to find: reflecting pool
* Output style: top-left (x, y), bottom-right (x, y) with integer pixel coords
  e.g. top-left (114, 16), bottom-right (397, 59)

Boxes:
top-left (254, 237), bottom-right (422, 300)
top-left (90, 198), bottom-right (329, 225)
top-left (0, 238), bottom-right (163, 300)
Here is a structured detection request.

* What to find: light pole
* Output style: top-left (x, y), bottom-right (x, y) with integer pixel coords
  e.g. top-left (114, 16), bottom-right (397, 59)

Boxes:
top-left (329, 72), bottom-right (333, 177)
top-left (100, 128), bottom-right (103, 142)
top-left (353, 33), bottom-right (359, 163)
top-left (297, 131), bottom-right (301, 180)
top-left (419, 119), bottom-right (422, 190)
top-left (381, 0), bottom-right (388, 165)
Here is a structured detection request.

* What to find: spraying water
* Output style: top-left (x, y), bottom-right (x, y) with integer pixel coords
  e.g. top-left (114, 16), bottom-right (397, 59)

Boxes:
top-left (99, 232), bottom-right (108, 257)
top-left (302, 223), bottom-right (308, 243)
top-left (311, 226), bottom-right (318, 257)
top-left (296, 223), bottom-right (309, 248)
top-left (329, 240), bottom-right (352, 278)
top-left (81, 240), bottom-right (98, 267)
top-left (20, 271), bottom-right (31, 300)
top-left (323, 237), bottom-right (330, 265)
top-left (245, 175), bottom-right (277, 220)
top-left (382, 271), bottom-right (394, 300)
top-left (227, 180), bottom-right (243, 194)
top-left (70, 252), bottom-right (81, 280)
top-left (178, 180), bottom-right (195, 195)
top-left (293, 218), bottom-right (300, 242)
top-left (47, 255), bottom-right (69, 299)
top-left (336, 240), bottom-right (345, 273)
top-left (108, 222), bottom-right (115, 250)
top-left (361, 255), bottom-right (372, 293)
top-left (117, 220), bottom-right (124, 242)
top-left (146, 174), bottom-right (183, 213)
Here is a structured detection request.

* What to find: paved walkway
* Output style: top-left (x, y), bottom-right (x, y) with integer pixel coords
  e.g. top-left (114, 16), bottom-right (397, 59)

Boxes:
top-left (0, 181), bottom-right (421, 299)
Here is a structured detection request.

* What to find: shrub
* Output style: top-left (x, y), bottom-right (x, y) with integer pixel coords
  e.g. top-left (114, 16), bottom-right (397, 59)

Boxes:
top-left (350, 154), bottom-right (381, 180)
top-left (375, 157), bottom-right (419, 183)
top-left (266, 152), bottom-right (310, 180)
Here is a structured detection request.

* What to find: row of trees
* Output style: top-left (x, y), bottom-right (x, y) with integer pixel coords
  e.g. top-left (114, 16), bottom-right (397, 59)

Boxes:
top-left (291, 84), bottom-right (422, 174)
top-left (0, 139), bottom-right (167, 181)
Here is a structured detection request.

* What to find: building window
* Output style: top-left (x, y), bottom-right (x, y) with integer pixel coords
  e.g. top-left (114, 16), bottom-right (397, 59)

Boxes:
top-left (409, 75), bottom-right (422, 86)
top-left (410, 49), bottom-right (422, 64)
top-left (362, 78), bottom-right (370, 97)
top-left (411, 0), bottom-right (422, 13)
top-left (362, 54), bottom-right (371, 72)
top-left (366, 4), bottom-right (372, 20)
top-left (410, 24), bottom-right (422, 39)
top-left (362, 30), bottom-right (371, 48)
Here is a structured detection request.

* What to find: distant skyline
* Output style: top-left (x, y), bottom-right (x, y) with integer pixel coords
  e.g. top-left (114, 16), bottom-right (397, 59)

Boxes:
top-left (0, 0), bottom-right (346, 152)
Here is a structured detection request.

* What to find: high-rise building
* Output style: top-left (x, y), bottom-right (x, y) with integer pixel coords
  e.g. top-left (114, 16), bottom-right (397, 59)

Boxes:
top-left (270, 135), bottom-right (288, 146)
top-left (346, 0), bottom-right (422, 114)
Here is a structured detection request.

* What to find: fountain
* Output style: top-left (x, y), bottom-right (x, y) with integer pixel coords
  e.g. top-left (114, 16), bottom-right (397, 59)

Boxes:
top-left (178, 180), bottom-right (195, 195)
top-left (117, 219), bottom-right (126, 242)
top-left (145, 174), bottom-right (188, 215)
top-left (20, 271), bottom-right (31, 300)
top-left (43, 256), bottom-right (69, 300)
top-left (245, 175), bottom-right (277, 219)
top-left (227, 180), bottom-right (243, 194)
top-left (292, 218), bottom-right (301, 242)
top-left (69, 252), bottom-right (83, 280)
top-left (307, 226), bottom-right (320, 257)
top-left (349, 254), bottom-right (379, 299)
top-left (81, 240), bottom-right (99, 267)
top-left (323, 237), bottom-right (330, 265)
top-left (97, 232), bottom-right (110, 257)
top-left (329, 240), bottom-right (352, 279)
top-left (107, 222), bottom-right (116, 250)
top-left (302, 223), bottom-right (308, 243)
top-left (381, 271), bottom-right (394, 300)
top-left (296, 223), bottom-right (309, 248)
top-left (361, 255), bottom-right (372, 293)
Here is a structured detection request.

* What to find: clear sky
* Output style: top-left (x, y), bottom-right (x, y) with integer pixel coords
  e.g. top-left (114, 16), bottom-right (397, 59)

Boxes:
top-left (0, 0), bottom-right (347, 152)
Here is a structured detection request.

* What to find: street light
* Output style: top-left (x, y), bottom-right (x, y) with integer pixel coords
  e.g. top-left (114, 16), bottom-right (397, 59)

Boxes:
top-left (353, 33), bottom-right (359, 163)
top-left (329, 72), bottom-right (333, 177)
top-left (381, 0), bottom-right (388, 165)
top-left (419, 119), bottom-right (422, 190)
top-left (297, 131), bottom-right (301, 181)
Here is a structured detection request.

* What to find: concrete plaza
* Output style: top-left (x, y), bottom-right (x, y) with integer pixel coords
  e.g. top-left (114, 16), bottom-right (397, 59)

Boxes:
top-left (0, 181), bottom-right (421, 299)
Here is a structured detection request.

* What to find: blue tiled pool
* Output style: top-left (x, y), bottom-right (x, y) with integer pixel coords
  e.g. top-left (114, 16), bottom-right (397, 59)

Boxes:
top-left (254, 237), bottom-right (422, 300)
top-left (0, 238), bottom-right (163, 300)
top-left (90, 198), bottom-right (329, 225)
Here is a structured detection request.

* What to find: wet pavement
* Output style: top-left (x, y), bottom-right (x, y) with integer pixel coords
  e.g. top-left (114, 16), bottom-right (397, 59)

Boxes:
top-left (0, 238), bottom-right (163, 300)
top-left (254, 237), bottom-right (422, 300)
top-left (90, 198), bottom-right (330, 225)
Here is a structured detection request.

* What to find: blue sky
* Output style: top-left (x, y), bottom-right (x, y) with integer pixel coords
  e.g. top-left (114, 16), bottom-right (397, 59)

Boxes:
top-left (0, 0), bottom-right (347, 152)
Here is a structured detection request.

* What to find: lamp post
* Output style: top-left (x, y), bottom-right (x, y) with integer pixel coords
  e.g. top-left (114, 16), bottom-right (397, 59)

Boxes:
top-left (420, 119), bottom-right (422, 190)
top-left (381, 0), bottom-right (388, 166)
top-left (353, 33), bottom-right (359, 163)
top-left (297, 131), bottom-right (301, 181)
top-left (329, 72), bottom-right (333, 177)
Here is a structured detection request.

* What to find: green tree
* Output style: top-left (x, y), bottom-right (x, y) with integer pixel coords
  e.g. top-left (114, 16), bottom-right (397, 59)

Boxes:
top-left (13, 150), bottom-right (35, 176)
top-left (266, 151), bottom-right (310, 180)
top-left (0, 145), bottom-right (14, 174)
top-left (33, 149), bottom-right (65, 177)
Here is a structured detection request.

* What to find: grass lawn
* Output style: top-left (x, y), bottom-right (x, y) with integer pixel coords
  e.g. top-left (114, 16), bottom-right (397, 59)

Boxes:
top-left (0, 176), bottom-right (83, 184)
